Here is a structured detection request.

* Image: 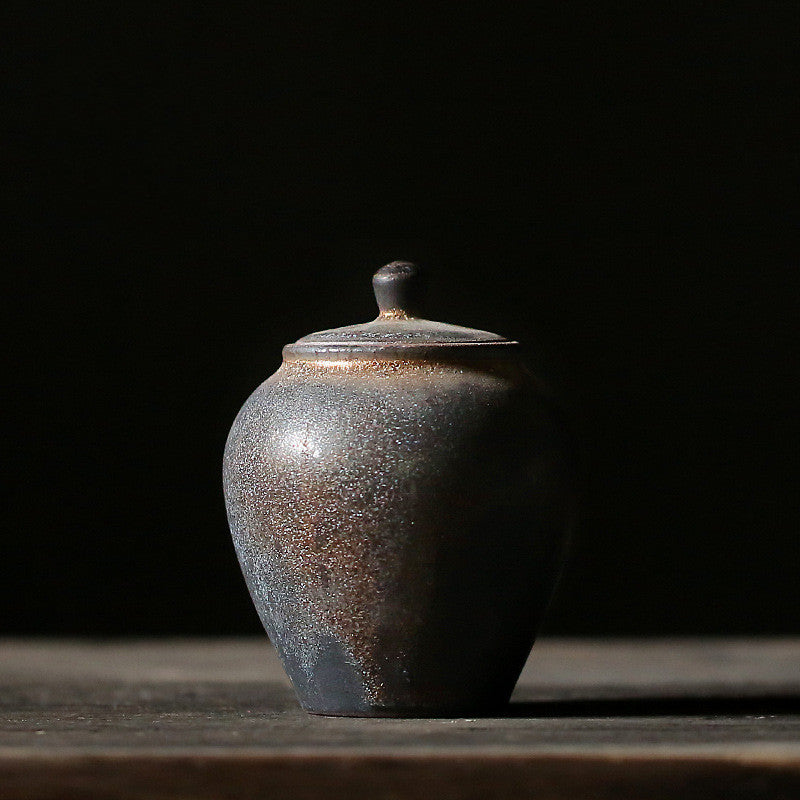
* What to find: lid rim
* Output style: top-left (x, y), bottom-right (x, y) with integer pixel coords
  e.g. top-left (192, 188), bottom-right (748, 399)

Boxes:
top-left (283, 340), bottom-right (521, 362)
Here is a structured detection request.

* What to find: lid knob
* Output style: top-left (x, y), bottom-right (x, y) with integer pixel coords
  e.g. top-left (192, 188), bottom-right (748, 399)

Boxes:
top-left (372, 261), bottom-right (424, 318)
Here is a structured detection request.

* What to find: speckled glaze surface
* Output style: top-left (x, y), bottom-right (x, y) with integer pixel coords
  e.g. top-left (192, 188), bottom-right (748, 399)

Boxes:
top-left (223, 263), bottom-right (575, 716)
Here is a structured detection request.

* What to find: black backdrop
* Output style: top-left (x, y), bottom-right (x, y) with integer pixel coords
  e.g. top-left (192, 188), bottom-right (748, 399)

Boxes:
top-left (5, 3), bottom-right (798, 635)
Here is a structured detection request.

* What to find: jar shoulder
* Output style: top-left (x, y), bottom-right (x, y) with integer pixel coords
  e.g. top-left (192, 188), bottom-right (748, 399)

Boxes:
top-left (224, 359), bottom-right (565, 472)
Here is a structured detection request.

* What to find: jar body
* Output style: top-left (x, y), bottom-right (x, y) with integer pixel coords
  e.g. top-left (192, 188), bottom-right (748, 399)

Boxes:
top-left (223, 355), bottom-right (573, 716)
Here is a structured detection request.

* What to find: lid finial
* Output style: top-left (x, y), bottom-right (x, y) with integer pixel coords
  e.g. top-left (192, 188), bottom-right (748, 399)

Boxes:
top-left (373, 261), bottom-right (423, 318)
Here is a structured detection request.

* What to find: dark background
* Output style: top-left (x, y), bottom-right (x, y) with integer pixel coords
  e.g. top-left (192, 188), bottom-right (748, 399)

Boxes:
top-left (4, 3), bottom-right (798, 635)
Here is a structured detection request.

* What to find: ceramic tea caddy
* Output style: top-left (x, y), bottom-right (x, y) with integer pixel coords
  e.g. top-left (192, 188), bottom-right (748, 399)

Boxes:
top-left (223, 261), bottom-right (574, 717)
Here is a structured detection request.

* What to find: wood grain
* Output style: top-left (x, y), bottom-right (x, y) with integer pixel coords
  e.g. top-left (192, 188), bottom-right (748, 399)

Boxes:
top-left (1, 639), bottom-right (799, 798)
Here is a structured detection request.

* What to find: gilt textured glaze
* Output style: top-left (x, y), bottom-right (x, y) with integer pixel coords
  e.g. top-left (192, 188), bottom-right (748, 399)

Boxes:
top-left (223, 262), bottom-right (575, 716)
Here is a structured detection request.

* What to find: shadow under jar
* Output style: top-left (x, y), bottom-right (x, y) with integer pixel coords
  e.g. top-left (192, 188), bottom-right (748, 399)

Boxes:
top-left (223, 261), bottom-right (576, 717)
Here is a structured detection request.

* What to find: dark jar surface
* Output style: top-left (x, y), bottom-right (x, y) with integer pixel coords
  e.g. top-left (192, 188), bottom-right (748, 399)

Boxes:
top-left (223, 263), bottom-right (575, 716)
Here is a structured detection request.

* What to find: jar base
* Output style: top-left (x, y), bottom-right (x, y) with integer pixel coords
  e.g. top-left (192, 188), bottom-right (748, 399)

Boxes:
top-left (301, 700), bottom-right (511, 719)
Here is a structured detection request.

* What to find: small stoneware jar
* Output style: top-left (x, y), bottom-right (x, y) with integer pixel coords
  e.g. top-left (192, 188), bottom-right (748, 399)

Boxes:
top-left (223, 262), bottom-right (575, 717)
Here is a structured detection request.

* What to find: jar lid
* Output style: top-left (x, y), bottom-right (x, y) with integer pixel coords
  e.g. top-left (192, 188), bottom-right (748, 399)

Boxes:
top-left (283, 261), bottom-right (518, 361)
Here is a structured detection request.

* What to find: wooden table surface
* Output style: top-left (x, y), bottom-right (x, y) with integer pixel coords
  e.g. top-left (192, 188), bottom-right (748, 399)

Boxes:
top-left (1, 638), bottom-right (799, 799)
